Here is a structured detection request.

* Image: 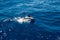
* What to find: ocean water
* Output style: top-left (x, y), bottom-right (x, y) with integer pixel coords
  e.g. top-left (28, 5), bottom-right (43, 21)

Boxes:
top-left (0, 0), bottom-right (60, 40)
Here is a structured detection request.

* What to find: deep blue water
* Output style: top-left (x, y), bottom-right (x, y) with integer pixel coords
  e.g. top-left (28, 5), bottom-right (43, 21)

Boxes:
top-left (0, 0), bottom-right (60, 40)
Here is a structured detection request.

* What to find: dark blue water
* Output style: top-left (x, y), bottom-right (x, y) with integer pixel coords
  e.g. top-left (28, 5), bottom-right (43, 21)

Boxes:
top-left (0, 0), bottom-right (60, 40)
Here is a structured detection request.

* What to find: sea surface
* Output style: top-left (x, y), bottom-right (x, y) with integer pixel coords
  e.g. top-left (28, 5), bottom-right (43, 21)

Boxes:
top-left (0, 0), bottom-right (60, 40)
